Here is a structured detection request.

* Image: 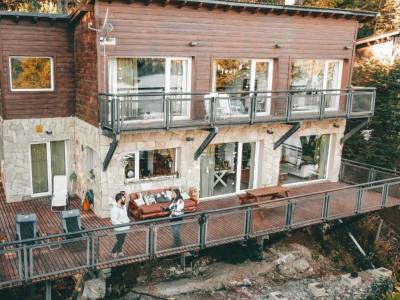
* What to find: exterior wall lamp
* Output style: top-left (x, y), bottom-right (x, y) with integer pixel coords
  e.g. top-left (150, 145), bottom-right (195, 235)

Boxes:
top-left (189, 41), bottom-right (198, 47)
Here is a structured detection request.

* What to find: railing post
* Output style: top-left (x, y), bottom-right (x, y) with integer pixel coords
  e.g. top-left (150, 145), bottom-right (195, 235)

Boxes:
top-left (381, 183), bottom-right (389, 208)
top-left (111, 96), bottom-right (116, 132)
top-left (210, 96), bottom-right (216, 126)
top-left (286, 93), bottom-right (292, 122)
top-left (355, 188), bottom-right (364, 214)
top-left (23, 245), bottom-right (28, 282)
top-left (149, 225), bottom-right (156, 258)
top-left (249, 93), bottom-right (256, 125)
top-left (368, 168), bottom-right (376, 183)
top-left (165, 95), bottom-right (170, 130)
top-left (245, 207), bottom-right (253, 238)
top-left (285, 201), bottom-right (293, 229)
top-left (198, 213), bottom-right (208, 249)
top-left (115, 96), bottom-right (120, 134)
top-left (346, 89), bottom-right (353, 117)
top-left (319, 93), bottom-right (326, 119)
top-left (322, 193), bottom-right (330, 221)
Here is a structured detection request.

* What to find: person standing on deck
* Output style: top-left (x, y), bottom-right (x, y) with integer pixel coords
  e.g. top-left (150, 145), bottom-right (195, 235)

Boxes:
top-left (165, 189), bottom-right (184, 247)
top-left (110, 192), bottom-right (130, 258)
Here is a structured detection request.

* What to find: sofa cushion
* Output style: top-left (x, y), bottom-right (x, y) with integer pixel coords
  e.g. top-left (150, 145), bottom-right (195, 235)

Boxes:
top-left (140, 203), bottom-right (169, 214)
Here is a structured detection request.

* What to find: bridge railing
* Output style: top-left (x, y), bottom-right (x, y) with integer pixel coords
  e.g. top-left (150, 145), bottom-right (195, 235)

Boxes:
top-left (0, 159), bottom-right (399, 288)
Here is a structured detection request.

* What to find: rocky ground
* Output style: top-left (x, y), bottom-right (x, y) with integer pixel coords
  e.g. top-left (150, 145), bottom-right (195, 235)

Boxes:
top-left (117, 241), bottom-right (391, 300)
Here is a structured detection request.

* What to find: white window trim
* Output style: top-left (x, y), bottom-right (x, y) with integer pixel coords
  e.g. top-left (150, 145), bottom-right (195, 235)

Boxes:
top-left (9, 56), bottom-right (55, 92)
top-left (29, 140), bottom-right (67, 197)
top-left (290, 59), bottom-right (343, 113)
top-left (201, 140), bottom-right (260, 200)
top-left (212, 58), bottom-right (274, 116)
top-left (281, 134), bottom-right (333, 187)
top-left (108, 56), bottom-right (192, 123)
top-left (124, 148), bottom-right (179, 182)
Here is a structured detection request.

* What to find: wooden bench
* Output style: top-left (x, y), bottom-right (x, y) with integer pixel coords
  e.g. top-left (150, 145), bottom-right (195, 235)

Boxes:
top-left (242, 186), bottom-right (290, 204)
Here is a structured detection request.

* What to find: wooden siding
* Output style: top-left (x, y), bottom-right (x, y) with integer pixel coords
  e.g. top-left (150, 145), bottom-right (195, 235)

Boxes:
top-left (74, 7), bottom-right (99, 127)
top-left (0, 20), bottom-right (75, 119)
top-left (97, 0), bottom-right (359, 95)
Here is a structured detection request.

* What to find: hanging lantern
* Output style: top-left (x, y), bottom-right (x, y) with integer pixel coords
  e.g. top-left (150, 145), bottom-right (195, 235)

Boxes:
top-left (361, 129), bottom-right (373, 141)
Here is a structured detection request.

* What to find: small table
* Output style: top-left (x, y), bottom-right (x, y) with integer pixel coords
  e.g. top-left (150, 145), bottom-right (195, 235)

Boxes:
top-left (245, 186), bottom-right (290, 203)
top-left (213, 170), bottom-right (228, 188)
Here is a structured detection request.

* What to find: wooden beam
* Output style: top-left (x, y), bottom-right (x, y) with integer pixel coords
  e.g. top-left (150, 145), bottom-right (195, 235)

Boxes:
top-left (178, 1), bottom-right (187, 8)
top-left (223, 5), bottom-right (232, 12)
top-left (162, 0), bottom-right (170, 7)
top-left (144, 0), bottom-right (152, 6)
top-left (195, 2), bottom-right (203, 9)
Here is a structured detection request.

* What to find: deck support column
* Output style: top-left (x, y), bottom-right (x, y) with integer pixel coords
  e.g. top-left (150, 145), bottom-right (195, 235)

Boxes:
top-left (180, 252), bottom-right (193, 271)
top-left (45, 281), bottom-right (52, 300)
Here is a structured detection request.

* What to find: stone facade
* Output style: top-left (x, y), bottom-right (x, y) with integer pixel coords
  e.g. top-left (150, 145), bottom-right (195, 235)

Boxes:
top-left (0, 116), bottom-right (346, 218)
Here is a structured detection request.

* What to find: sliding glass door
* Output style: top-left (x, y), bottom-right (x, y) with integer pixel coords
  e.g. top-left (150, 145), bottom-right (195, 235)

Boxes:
top-left (290, 60), bottom-right (343, 112)
top-left (30, 141), bottom-right (66, 196)
top-left (108, 57), bottom-right (191, 121)
top-left (200, 141), bottom-right (257, 198)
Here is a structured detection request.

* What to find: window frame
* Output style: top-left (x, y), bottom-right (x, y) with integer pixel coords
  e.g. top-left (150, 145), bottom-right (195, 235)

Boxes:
top-left (9, 56), bottom-right (55, 92)
top-left (123, 148), bottom-right (179, 182)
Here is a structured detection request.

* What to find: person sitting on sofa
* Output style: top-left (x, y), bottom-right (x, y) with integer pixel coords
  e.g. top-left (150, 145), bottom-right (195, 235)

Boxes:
top-left (164, 189), bottom-right (184, 247)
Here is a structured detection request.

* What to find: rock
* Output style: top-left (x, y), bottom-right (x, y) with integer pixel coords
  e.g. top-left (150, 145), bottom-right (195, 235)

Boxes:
top-left (81, 278), bottom-right (106, 299)
top-left (293, 258), bottom-right (311, 273)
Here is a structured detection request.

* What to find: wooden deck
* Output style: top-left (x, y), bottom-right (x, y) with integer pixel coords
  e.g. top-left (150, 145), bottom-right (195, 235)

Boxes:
top-left (0, 181), bottom-right (399, 289)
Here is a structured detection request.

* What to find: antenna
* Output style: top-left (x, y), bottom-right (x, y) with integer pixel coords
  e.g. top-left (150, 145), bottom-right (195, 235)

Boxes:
top-left (88, 8), bottom-right (115, 45)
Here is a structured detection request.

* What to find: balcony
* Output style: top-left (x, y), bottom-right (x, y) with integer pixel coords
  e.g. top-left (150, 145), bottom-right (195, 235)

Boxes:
top-left (0, 159), bottom-right (399, 289)
top-left (99, 87), bottom-right (376, 134)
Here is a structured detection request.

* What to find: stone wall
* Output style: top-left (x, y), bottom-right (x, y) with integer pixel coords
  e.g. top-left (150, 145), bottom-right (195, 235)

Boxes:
top-left (0, 116), bottom-right (346, 218)
top-left (2, 117), bottom-right (75, 202)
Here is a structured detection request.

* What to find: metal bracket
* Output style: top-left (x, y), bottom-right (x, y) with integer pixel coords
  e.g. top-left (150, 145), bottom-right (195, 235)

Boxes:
top-left (194, 127), bottom-right (219, 160)
top-left (103, 134), bottom-right (120, 171)
top-left (340, 118), bottom-right (369, 145)
top-left (273, 122), bottom-right (301, 150)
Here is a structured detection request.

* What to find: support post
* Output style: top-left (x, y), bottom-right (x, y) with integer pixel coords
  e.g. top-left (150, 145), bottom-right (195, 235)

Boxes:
top-left (194, 127), bottom-right (218, 160)
top-left (273, 122), bottom-right (301, 150)
top-left (102, 134), bottom-right (120, 171)
top-left (285, 201), bottom-right (293, 228)
top-left (45, 281), bottom-right (52, 300)
top-left (322, 193), bottom-right (330, 221)
top-left (198, 214), bottom-right (207, 249)
top-left (245, 206), bottom-right (253, 239)
top-left (340, 119), bottom-right (369, 145)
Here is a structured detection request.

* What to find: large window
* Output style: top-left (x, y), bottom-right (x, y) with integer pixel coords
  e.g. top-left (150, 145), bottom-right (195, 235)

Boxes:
top-left (279, 135), bottom-right (330, 185)
top-left (123, 148), bottom-right (177, 181)
top-left (109, 57), bottom-right (191, 121)
top-left (10, 56), bottom-right (54, 91)
top-left (213, 59), bottom-right (273, 116)
top-left (290, 59), bottom-right (342, 111)
top-left (200, 142), bottom-right (257, 197)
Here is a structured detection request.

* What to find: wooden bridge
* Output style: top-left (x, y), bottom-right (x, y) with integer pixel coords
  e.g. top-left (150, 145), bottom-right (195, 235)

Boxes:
top-left (0, 159), bottom-right (399, 290)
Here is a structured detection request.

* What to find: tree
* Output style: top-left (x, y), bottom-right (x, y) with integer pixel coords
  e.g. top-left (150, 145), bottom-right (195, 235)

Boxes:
top-left (343, 60), bottom-right (400, 169)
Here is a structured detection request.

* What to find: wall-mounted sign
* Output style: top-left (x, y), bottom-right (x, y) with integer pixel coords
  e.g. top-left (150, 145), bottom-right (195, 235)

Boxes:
top-left (35, 124), bottom-right (44, 133)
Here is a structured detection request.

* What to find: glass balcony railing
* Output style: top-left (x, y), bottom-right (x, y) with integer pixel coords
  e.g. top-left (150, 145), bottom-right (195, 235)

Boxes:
top-left (99, 87), bottom-right (376, 133)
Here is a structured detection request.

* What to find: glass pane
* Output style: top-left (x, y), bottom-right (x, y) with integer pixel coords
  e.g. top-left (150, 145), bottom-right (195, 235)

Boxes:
top-left (240, 142), bottom-right (255, 190)
top-left (124, 154), bottom-right (136, 179)
top-left (139, 149), bottom-right (176, 178)
top-left (290, 60), bottom-right (324, 89)
top-left (31, 144), bottom-right (48, 194)
top-left (209, 143), bottom-right (238, 197)
top-left (325, 61), bottom-right (341, 109)
top-left (112, 58), bottom-right (166, 120)
top-left (50, 141), bottom-right (66, 177)
top-left (11, 57), bottom-right (52, 90)
top-left (255, 61), bottom-right (270, 113)
top-left (279, 135), bottom-right (330, 184)
top-left (215, 59), bottom-right (251, 92)
top-left (170, 59), bottom-right (189, 117)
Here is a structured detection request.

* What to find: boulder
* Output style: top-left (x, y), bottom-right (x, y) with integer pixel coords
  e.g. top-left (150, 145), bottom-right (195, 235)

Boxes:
top-left (81, 278), bottom-right (106, 299)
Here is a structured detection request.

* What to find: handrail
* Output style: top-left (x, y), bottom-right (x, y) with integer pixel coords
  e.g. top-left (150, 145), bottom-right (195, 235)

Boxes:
top-left (99, 88), bottom-right (376, 134)
top-left (0, 159), bottom-right (398, 248)
top-left (342, 158), bottom-right (400, 175)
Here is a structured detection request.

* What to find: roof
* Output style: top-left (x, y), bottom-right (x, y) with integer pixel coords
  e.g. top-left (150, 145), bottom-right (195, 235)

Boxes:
top-left (0, 0), bottom-right (378, 25)
top-left (0, 10), bottom-right (69, 23)
top-left (356, 29), bottom-right (400, 46)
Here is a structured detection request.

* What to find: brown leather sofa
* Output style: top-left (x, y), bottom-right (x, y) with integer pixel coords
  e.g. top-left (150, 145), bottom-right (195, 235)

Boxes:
top-left (128, 188), bottom-right (199, 220)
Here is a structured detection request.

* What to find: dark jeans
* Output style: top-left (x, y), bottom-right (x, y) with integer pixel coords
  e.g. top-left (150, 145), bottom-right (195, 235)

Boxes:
top-left (171, 218), bottom-right (182, 247)
top-left (112, 232), bottom-right (126, 254)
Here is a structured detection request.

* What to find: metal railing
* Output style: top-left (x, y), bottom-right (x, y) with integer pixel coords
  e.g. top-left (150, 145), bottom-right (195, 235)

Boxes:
top-left (99, 87), bottom-right (376, 133)
top-left (0, 159), bottom-right (398, 288)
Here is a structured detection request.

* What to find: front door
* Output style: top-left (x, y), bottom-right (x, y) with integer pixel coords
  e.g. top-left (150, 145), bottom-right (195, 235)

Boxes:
top-left (30, 141), bottom-right (66, 196)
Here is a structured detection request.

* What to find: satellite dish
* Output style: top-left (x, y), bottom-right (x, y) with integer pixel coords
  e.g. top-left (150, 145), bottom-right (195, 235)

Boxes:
top-left (88, 8), bottom-right (115, 45)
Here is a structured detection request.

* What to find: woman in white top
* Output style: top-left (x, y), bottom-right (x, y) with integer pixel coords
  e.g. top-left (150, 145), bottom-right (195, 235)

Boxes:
top-left (110, 192), bottom-right (130, 258)
top-left (165, 189), bottom-right (184, 247)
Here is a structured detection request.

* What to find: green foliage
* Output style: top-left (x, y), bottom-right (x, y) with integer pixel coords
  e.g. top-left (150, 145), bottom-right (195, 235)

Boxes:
top-left (343, 60), bottom-right (400, 170)
top-left (385, 293), bottom-right (400, 300)
top-left (364, 277), bottom-right (394, 300)
top-left (0, 0), bottom-right (80, 13)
